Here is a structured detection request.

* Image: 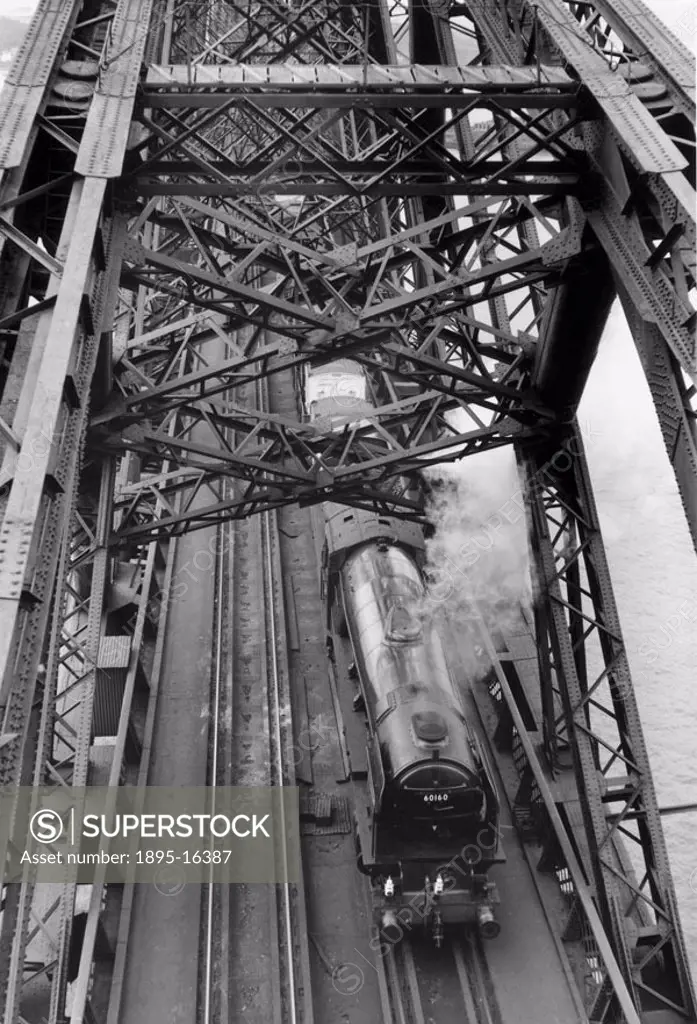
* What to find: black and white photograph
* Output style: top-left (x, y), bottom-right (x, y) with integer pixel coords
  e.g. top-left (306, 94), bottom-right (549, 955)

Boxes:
top-left (0, 0), bottom-right (694, 1021)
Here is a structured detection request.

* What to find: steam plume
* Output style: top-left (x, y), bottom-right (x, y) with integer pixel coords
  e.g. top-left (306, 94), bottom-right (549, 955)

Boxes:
top-left (418, 448), bottom-right (534, 680)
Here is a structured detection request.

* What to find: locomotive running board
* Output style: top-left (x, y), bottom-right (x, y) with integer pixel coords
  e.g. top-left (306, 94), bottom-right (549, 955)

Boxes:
top-left (326, 629), bottom-right (369, 782)
top-left (353, 793), bottom-right (378, 872)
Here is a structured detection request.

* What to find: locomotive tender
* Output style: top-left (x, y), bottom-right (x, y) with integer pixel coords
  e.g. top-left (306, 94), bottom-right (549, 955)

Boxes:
top-left (305, 358), bottom-right (504, 945)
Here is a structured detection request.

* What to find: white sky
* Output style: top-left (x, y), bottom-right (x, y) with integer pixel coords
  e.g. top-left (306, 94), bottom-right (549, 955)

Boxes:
top-left (0, 2), bottom-right (34, 19)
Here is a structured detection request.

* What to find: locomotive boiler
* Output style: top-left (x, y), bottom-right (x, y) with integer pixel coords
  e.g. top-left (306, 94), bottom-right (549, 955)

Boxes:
top-left (305, 358), bottom-right (504, 945)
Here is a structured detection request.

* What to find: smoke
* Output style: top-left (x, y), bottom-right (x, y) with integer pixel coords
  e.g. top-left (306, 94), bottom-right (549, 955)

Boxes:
top-left (417, 447), bottom-right (534, 681)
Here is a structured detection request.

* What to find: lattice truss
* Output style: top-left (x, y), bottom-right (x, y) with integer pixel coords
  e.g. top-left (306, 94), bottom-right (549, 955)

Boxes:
top-left (76, 0), bottom-right (694, 548)
top-left (0, 476), bottom-right (171, 1024)
top-left (520, 432), bottom-right (695, 1020)
top-left (0, 2), bottom-right (166, 1019)
top-left (458, 0), bottom-right (696, 538)
top-left (91, 9), bottom-right (599, 542)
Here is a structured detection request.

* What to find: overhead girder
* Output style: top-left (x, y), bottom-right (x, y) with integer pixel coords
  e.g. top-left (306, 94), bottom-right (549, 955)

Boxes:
top-left (547, 0), bottom-right (695, 164)
top-left (126, 80), bottom-right (587, 198)
top-left (74, 58), bottom-right (610, 550)
top-left (67, 0), bottom-right (694, 547)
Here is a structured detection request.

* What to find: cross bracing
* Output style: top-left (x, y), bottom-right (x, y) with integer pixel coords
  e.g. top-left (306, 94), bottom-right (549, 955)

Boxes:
top-left (0, 0), bottom-right (694, 1021)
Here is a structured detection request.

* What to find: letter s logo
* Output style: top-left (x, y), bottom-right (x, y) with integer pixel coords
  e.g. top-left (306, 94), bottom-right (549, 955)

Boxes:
top-left (30, 809), bottom-right (63, 844)
top-left (332, 963), bottom-right (364, 996)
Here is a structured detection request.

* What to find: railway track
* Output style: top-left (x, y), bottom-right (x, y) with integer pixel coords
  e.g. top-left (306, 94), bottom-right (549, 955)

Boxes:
top-left (379, 933), bottom-right (502, 1024)
top-left (451, 935), bottom-right (503, 1024)
top-left (332, 603), bottom-right (505, 1024)
top-left (261, 501), bottom-right (304, 1024)
top-left (200, 505), bottom-right (230, 1024)
top-left (199, 379), bottom-right (311, 1024)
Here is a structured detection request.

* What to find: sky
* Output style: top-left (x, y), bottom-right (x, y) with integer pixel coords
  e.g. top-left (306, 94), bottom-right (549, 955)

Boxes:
top-left (0, 2), bottom-right (34, 17)
top-left (650, 0), bottom-right (696, 45)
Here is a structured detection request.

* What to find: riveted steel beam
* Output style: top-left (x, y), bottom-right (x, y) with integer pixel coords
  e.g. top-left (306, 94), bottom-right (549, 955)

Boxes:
top-left (0, 0), bottom-right (156, 1018)
top-left (0, 0), bottom-right (154, 703)
top-left (555, 0), bottom-right (695, 123)
top-left (142, 61), bottom-right (578, 107)
top-left (519, 426), bottom-right (696, 1018)
top-left (0, 0), bottom-right (84, 170)
top-left (456, 0), bottom-right (697, 546)
top-left (617, 283), bottom-right (697, 550)
top-left (475, 606), bottom-right (643, 1024)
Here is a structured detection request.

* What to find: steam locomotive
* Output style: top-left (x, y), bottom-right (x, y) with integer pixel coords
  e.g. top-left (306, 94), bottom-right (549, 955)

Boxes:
top-left (304, 359), bottom-right (504, 945)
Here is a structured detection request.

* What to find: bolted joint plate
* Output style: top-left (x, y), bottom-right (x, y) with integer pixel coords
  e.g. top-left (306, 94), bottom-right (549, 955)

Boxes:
top-left (541, 224), bottom-right (585, 267)
top-left (276, 338), bottom-right (298, 356)
top-left (122, 237), bottom-right (146, 265)
top-left (333, 311), bottom-right (360, 336)
top-left (331, 243), bottom-right (359, 269)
